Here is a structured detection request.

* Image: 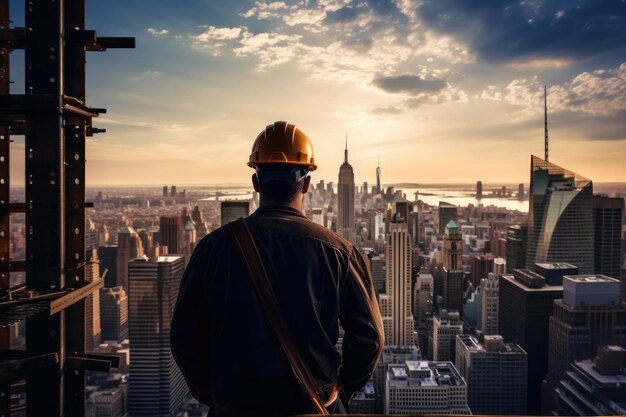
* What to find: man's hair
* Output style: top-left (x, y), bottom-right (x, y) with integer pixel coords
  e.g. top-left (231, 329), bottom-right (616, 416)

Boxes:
top-left (256, 164), bottom-right (306, 204)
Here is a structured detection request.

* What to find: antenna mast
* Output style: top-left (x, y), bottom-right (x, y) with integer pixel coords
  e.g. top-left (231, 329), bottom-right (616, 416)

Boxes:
top-left (543, 84), bottom-right (548, 162)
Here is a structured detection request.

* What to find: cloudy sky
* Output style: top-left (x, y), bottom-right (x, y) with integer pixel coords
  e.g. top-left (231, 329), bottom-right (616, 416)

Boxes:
top-left (11, 0), bottom-right (626, 185)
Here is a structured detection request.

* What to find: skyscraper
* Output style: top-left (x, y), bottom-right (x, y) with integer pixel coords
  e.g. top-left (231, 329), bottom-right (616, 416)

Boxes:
top-left (438, 202), bottom-right (457, 235)
top-left (480, 273), bottom-right (499, 335)
top-left (159, 216), bottom-right (182, 255)
top-left (431, 309), bottom-right (463, 362)
top-left (526, 155), bottom-right (594, 273)
top-left (337, 137), bottom-right (355, 242)
top-left (191, 205), bottom-right (209, 239)
top-left (115, 226), bottom-right (144, 290)
top-left (443, 221), bottom-right (463, 311)
top-left (220, 201), bottom-right (249, 226)
top-left (498, 265), bottom-right (570, 413)
top-left (128, 256), bottom-right (188, 416)
top-left (414, 270), bottom-right (434, 323)
top-left (593, 195), bottom-right (624, 278)
top-left (470, 254), bottom-right (495, 287)
top-left (547, 275), bottom-right (626, 383)
top-left (506, 224), bottom-right (527, 273)
top-left (381, 220), bottom-right (414, 345)
top-left (476, 181), bottom-right (483, 199)
top-left (98, 245), bottom-right (118, 288)
top-left (443, 220), bottom-right (461, 271)
top-left (85, 247), bottom-right (101, 351)
top-left (455, 335), bottom-right (527, 415)
top-left (375, 156), bottom-right (381, 196)
top-left (100, 286), bottom-right (129, 342)
top-left (554, 345), bottom-right (626, 416)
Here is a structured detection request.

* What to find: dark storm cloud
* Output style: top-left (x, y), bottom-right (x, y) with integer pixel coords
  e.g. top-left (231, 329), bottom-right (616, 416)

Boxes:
top-left (373, 75), bottom-right (447, 94)
top-left (417, 0), bottom-right (626, 63)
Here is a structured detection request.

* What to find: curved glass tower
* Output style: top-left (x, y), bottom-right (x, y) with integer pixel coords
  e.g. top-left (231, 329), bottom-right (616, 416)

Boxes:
top-left (526, 155), bottom-right (594, 273)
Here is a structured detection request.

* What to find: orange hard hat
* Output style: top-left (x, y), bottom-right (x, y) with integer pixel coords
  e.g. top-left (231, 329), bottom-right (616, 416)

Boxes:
top-left (248, 121), bottom-right (317, 171)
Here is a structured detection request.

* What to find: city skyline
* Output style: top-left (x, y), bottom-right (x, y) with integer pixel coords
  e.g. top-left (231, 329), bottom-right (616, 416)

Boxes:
top-left (6, 0), bottom-right (626, 185)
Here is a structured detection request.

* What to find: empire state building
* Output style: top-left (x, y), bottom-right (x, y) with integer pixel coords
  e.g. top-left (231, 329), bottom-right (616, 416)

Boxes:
top-left (337, 137), bottom-right (355, 242)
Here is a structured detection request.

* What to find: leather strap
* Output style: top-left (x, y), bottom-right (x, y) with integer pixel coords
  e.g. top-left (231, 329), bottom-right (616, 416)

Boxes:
top-left (229, 217), bottom-right (329, 415)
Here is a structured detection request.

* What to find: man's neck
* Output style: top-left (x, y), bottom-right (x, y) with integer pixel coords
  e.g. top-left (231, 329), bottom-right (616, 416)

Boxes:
top-left (258, 196), bottom-right (302, 212)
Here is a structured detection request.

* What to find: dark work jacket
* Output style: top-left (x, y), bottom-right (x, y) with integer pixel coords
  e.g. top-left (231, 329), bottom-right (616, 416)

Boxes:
top-left (170, 205), bottom-right (384, 416)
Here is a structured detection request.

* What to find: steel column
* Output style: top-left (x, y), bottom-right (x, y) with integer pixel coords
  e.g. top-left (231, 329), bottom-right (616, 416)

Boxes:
top-left (24, 0), bottom-right (64, 415)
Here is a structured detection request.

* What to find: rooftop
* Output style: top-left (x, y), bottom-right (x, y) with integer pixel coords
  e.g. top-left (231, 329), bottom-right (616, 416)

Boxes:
top-left (388, 361), bottom-right (466, 388)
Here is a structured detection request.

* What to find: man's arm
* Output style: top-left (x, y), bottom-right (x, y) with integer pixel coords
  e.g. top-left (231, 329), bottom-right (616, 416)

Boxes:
top-left (170, 239), bottom-right (212, 405)
top-left (338, 246), bottom-right (385, 398)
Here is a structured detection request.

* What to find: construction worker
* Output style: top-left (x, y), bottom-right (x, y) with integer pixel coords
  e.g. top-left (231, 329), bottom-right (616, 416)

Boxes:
top-left (171, 121), bottom-right (384, 416)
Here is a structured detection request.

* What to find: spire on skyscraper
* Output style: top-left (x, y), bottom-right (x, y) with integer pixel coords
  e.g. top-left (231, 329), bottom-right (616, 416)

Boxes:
top-left (344, 131), bottom-right (348, 164)
top-left (543, 84), bottom-right (548, 162)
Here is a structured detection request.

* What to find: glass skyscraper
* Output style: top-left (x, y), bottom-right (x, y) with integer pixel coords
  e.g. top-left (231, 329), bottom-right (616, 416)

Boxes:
top-left (526, 155), bottom-right (594, 273)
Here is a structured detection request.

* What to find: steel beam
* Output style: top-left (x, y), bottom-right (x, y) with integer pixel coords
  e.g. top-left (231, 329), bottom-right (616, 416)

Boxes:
top-left (24, 0), bottom-right (64, 415)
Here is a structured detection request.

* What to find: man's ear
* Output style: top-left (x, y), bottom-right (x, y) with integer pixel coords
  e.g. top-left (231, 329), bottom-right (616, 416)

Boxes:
top-left (252, 173), bottom-right (260, 192)
top-left (302, 175), bottom-right (311, 194)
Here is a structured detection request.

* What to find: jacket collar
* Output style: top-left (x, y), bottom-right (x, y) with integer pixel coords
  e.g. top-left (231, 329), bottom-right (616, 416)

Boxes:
top-left (252, 204), bottom-right (307, 219)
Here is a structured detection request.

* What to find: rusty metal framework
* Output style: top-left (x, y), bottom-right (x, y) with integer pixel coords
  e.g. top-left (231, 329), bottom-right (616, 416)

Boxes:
top-left (0, 0), bottom-right (133, 415)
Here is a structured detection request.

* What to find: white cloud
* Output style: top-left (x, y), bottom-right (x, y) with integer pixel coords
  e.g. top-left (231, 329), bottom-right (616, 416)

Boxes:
top-left (147, 28), bottom-right (169, 36)
top-left (191, 26), bottom-right (244, 55)
top-left (478, 62), bottom-right (626, 118)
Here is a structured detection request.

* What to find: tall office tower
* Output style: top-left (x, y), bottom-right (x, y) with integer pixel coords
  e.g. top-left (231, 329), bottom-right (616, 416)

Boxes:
top-left (375, 157), bottom-right (381, 196)
top-left (85, 248), bottom-right (102, 351)
top-left (526, 155), bottom-right (594, 273)
top-left (518, 183), bottom-right (525, 200)
top-left (312, 207), bottom-right (324, 226)
top-left (593, 195), bottom-right (624, 278)
top-left (381, 223), bottom-right (415, 345)
top-left (442, 221), bottom-right (463, 311)
top-left (337, 139), bottom-right (355, 242)
top-left (432, 310), bottom-right (463, 362)
top-left (326, 181), bottom-right (334, 197)
top-left (98, 223), bottom-right (110, 246)
top-left (159, 216), bottom-right (182, 255)
top-left (384, 361), bottom-right (470, 415)
top-left (373, 345), bottom-right (420, 413)
top-left (115, 226), bottom-right (144, 290)
top-left (128, 256), bottom-right (187, 416)
top-left (220, 201), bottom-right (250, 226)
top-left (170, 185), bottom-right (177, 198)
top-left (182, 221), bottom-right (196, 255)
top-left (370, 255), bottom-right (386, 294)
top-left (86, 219), bottom-right (99, 250)
top-left (455, 335), bottom-right (527, 415)
top-left (98, 245), bottom-right (118, 288)
top-left (162, 186), bottom-right (168, 198)
top-left (438, 202), bottom-right (457, 235)
top-left (480, 273), bottom-right (499, 335)
top-left (443, 220), bottom-right (461, 271)
top-left (100, 286), bottom-right (129, 342)
top-left (547, 275), bottom-right (626, 383)
top-left (470, 254), bottom-right (495, 287)
top-left (190, 205), bottom-right (209, 239)
top-left (414, 270), bottom-right (434, 323)
top-left (362, 181), bottom-right (369, 196)
top-left (554, 345), bottom-right (626, 416)
top-left (476, 181), bottom-right (483, 199)
top-left (136, 229), bottom-right (152, 254)
top-left (461, 287), bottom-right (481, 331)
top-left (506, 224), bottom-right (527, 273)
top-left (381, 221), bottom-right (414, 345)
top-left (443, 268), bottom-right (463, 311)
top-left (498, 265), bottom-right (570, 413)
